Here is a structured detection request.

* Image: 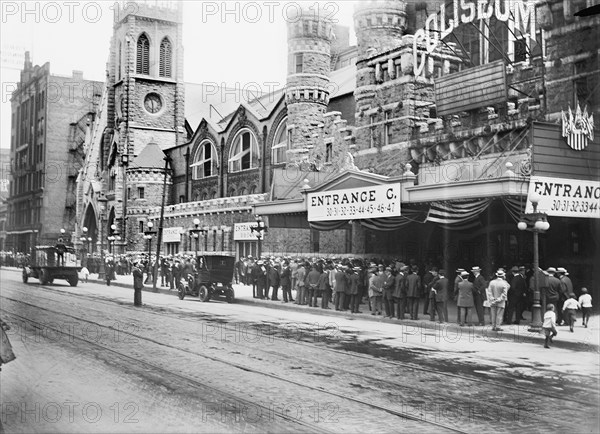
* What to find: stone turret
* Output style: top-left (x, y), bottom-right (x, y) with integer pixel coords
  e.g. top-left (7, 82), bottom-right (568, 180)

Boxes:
top-left (285, 5), bottom-right (334, 166)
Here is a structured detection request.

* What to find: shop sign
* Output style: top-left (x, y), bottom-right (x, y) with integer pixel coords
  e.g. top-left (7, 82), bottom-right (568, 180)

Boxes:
top-left (234, 223), bottom-right (263, 241)
top-left (434, 60), bottom-right (506, 116)
top-left (307, 184), bottom-right (401, 222)
top-left (561, 104), bottom-right (595, 151)
top-left (527, 176), bottom-right (600, 218)
top-left (163, 227), bottom-right (183, 243)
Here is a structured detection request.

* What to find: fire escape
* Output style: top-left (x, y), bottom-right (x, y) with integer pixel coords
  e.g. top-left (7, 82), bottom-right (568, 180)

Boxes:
top-left (64, 112), bottom-right (94, 230)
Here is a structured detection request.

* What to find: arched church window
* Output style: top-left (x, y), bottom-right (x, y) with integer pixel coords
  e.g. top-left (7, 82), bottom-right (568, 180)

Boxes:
top-left (191, 140), bottom-right (218, 179)
top-left (271, 118), bottom-right (288, 164)
top-left (136, 33), bottom-right (150, 75)
top-left (228, 129), bottom-right (259, 172)
top-left (159, 37), bottom-right (172, 78)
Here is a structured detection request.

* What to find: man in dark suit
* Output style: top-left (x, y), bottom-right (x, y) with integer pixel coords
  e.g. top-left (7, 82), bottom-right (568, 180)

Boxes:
top-left (406, 266), bottom-right (422, 320)
top-left (432, 269), bottom-right (449, 322)
top-left (280, 260), bottom-right (292, 302)
top-left (133, 261), bottom-right (144, 306)
top-left (511, 266), bottom-right (529, 324)
top-left (471, 266), bottom-right (487, 326)
top-left (393, 265), bottom-right (408, 319)
top-left (334, 265), bottom-right (348, 311)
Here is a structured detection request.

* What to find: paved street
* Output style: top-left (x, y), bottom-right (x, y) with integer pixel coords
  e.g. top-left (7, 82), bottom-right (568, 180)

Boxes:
top-left (1, 267), bottom-right (599, 433)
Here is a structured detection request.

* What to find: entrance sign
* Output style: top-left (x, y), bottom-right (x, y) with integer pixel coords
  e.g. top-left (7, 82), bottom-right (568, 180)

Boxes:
top-left (413, 0), bottom-right (536, 76)
top-left (527, 176), bottom-right (600, 218)
top-left (307, 184), bottom-right (401, 222)
top-left (234, 223), bottom-right (263, 241)
top-left (163, 227), bottom-right (183, 243)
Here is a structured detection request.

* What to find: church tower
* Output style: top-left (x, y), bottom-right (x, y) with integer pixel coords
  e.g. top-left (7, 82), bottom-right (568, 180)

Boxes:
top-left (104, 1), bottom-right (184, 251)
top-left (285, 5), bottom-right (334, 166)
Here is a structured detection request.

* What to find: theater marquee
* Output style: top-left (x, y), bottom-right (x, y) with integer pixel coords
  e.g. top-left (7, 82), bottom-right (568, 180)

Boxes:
top-left (307, 184), bottom-right (401, 222)
top-left (526, 176), bottom-right (600, 218)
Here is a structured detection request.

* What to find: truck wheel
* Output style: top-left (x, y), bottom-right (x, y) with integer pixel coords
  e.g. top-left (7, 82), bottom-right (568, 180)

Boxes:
top-left (22, 269), bottom-right (28, 283)
top-left (68, 276), bottom-right (78, 287)
top-left (198, 285), bottom-right (210, 302)
top-left (39, 269), bottom-right (49, 285)
top-left (226, 286), bottom-right (235, 303)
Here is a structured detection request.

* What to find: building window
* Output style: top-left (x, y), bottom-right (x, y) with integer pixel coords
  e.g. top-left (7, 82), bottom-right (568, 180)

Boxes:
top-left (139, 221), bottom-right (144, 233)
top-left (137, 187), bottom-right (145, 199)
top-left (191, 140), bottom-right (218, 179)
top-left (271, 119), bottom-right (288, 164)
top-left (384, 111), bottom-right (392, 146)
top-left (136, 33), bottom-right (150, 75)
top-left (179, 195), bottom-right (185, 203)
top-left (118, 42), bottom-right (122, 80)
top-left (295, 54), bottom-right (303, 73)
top-left (369, 114), bottom-right (376, 148)
top-left (228, 130), bottom-right (259, 172)
top-left (159, 37), bottom-right (172, 78)
top-left (127, 187), bottom-right (131, 199)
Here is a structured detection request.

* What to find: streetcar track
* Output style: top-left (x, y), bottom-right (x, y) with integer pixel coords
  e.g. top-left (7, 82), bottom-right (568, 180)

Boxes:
top-left (4, 281), bottom-right (597, 409)
top-left (2, 295), bottom-right (470, 434)
top-left (2, 307), bottom-right (337, 434)
top-left (1, 293), bottom-right (591, 433)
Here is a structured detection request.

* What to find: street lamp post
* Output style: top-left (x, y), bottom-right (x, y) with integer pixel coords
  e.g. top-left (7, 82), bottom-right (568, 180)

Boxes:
top-left (250, 215), bottom-right (268, 258)
top-left (517, 191), bottom-right (550, 333)
top-left (97, 196), bottom-right (108, 279)
top-left (80, 226), bottom-right (92, 266)
top-left (189, 218), bottom-right (208, 267)
top-left (144, 222), bottom-right (156, 284)
top-left (108, 224), bottom-right (119, 255)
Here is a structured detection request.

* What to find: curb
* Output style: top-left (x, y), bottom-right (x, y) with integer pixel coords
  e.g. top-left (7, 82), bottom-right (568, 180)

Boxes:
top-left (3, 267), bottom-right (597, 352)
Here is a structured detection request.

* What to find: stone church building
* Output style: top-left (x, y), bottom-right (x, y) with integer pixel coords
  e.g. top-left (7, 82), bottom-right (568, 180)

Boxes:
top-left (75, 0), bottom-right (599, 289)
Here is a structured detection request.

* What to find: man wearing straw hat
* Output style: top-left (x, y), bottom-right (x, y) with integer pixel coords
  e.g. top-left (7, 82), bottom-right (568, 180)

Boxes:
top-left (486, 269), bottom-right (509, 331)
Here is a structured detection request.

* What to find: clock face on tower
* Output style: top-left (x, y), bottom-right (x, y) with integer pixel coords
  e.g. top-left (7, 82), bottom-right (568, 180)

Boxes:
top-left (144, 93), bottom-right (163, 114)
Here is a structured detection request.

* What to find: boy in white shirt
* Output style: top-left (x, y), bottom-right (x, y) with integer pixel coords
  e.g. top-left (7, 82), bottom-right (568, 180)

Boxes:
top-left (578, 287), bottom-right (592, 328)
top-left (562, 293), bottom-right (580, 332)
top-left (542, 304), bottom-right (558, 349)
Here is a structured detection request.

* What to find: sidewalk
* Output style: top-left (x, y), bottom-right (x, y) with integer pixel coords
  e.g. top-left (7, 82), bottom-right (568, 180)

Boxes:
top-left (88, 271), bottom-right (600, 351)
top-left (3, 267), bottom-right (598, 350)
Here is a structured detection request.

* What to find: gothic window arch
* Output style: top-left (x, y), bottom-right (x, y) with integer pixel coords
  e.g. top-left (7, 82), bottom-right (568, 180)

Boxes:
top-left (136, 33), bottom-right (150, 75)
top-left (228, 129), bottom-right (259, 172)
top-left (159, 37), bottom-right (172, 78)
top-left (271, 117), bottom-right (289, 164)
top-left (191, 140), bottom-right (218, 179)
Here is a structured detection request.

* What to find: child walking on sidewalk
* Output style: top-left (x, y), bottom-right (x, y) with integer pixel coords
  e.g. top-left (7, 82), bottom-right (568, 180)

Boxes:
top-left (542, 304), bottom-right (558, 349)
top-left (578, 288), bottom-right (592, 328)
top-left (562, 293), bottom-right (580, 332)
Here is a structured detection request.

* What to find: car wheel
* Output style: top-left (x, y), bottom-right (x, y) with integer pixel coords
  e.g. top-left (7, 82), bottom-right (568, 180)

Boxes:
top-left (198, 285), bottom-right (210, 302)
top-left (68, 276), bottom-right (78, 287)
top-left (39, 269), bottom-right (49, 285)
top-left (177, 283), bottom-right (185, 300)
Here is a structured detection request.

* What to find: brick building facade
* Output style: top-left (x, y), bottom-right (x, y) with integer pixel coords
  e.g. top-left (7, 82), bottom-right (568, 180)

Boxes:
top-left (7, 53), bottom-right (102, 252)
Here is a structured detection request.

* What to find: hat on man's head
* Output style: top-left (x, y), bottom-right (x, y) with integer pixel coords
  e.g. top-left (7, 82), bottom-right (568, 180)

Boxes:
top-left (439, 269), bottom-right (446, 275)
top-left (519, 265), bottom-right (526, 270)
top-left (456, 268), bottom-right (465, 273)
top-left (510, 266), bottom-right (519, 273)
top-left (385, 266), bottom-right (392, 271)
top-left (557, 267), bottom-right (568, 275)
top-left (496, 269), bottom-right (506, 277)
top-left (546, 267), bottom-right (557, 274)
top-left (471, 266), bottom-right (481, 272)
top-left (460, 271), bottom-right (470, 278)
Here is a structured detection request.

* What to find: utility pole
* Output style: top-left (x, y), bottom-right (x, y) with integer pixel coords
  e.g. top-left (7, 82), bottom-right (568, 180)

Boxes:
top-left (152, 154), bottom-right (171, 292)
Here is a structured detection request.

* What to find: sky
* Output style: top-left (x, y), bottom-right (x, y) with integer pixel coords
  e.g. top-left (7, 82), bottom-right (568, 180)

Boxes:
top-left (0, 0), bottom-right (358, 149)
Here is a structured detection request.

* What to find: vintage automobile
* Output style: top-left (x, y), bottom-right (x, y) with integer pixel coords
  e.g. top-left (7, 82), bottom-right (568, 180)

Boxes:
top-left (177, 255), bottom-right (235, 303)
top-left (22, 246), bottom-right (81, 287)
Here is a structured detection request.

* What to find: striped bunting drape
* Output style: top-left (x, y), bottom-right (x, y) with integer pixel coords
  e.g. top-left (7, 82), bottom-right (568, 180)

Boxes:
top-left (309, 220), bottom-right (350, 231)
top-left (501, 197), bottom-right (526, 223)
top-left (360, 208), bottom-right (428, 231)
top-left (426, 199), bottom-right (491, 231)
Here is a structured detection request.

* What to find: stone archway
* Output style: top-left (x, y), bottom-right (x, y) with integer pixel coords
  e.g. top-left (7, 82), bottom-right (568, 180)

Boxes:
top-left (82, 204), bottom-right (98, 253)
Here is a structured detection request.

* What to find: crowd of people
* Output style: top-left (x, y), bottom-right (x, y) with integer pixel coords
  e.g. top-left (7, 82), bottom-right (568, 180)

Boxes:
top-left (231, 255), bottom-right (592, 335)
top-left (1, 250), bottom-right (593, 338)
